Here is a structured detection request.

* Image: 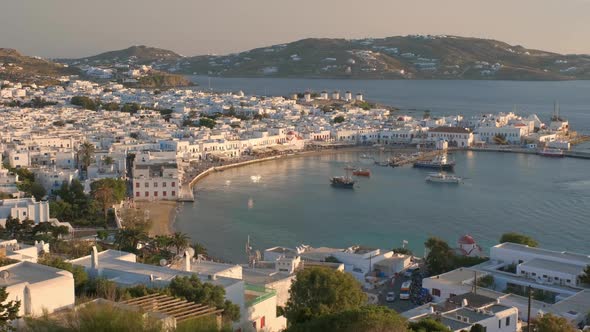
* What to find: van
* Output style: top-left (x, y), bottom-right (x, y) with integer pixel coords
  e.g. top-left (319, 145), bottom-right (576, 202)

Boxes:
top-left (399, 281), bottom-right (411, 300)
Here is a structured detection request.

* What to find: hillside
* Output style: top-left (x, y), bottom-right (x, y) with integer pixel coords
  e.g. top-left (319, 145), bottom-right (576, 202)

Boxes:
top-left (63, 45), bottom-right (182, 67)
top-left (0, 48), bottom-right (80, 85)
top-left (180, 35), bottom-right (590, 80)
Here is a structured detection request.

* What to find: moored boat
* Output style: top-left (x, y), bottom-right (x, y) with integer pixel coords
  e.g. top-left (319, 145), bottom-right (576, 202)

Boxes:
top-left (413, 154), bottom-right (455, 171)
top-left (425, 172), bottom-right (461, 184)
top-left (352, 168), bottom-right (371, 177)
top-left (330, 176), bottom-right (355, 188)
top-left (538, 147), bottom-right (564, 158)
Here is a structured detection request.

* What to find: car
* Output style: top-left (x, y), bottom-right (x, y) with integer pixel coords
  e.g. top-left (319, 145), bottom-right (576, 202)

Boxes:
top-left (385, 292), bottom-right (396, 302)
top-left (404, 267), bottom-right (420, 278)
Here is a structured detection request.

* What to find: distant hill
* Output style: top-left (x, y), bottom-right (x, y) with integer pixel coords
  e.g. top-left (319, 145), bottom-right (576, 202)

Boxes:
top-left (0, 48), bottom-right (80, 85)
top-left (180, 35), bottom-right (590, 80)
top-left (64, 45), bottom-right (182, 66)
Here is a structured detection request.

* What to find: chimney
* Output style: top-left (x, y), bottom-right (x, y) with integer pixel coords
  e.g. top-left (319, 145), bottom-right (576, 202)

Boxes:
top-left (91, 246), bottom-right (99, 269)
top-left (184, 250), bottom-right (191, 272)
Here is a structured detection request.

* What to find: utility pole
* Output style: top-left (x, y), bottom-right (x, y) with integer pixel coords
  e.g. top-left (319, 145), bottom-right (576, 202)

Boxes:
top-left (526, 285), bottom-right (533, 332)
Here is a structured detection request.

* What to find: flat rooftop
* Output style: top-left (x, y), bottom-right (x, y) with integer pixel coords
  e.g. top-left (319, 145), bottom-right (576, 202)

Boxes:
top-left (242, 268), bottom-right (293, 285)
top-left (520, 258), bottom-right (585, 276)
top-left (0, 261), bottom-right (71, 287)
top-left (494, 243), bottom-right (590, 266)
top-left (72, 250), bottom-right (241, 288)
top-left (426, 267), bottom-right (476, 285)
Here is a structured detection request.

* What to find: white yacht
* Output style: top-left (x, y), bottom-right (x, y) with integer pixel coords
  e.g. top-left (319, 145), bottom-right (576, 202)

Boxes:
top-left (425, 172), bottom-right (462, 184)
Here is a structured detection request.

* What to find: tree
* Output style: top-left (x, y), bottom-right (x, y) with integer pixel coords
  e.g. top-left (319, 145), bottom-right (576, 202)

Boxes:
top-left (25, 302), bottom-right (162, 332)
top-left (392, 247), bottom-right (413, 255)
top-left (580, 265), bottom-right (590, 285)
top-left (285, 267), bottom-right (367, 325)
top-left (408, 318), bottom-right (452, 332)
top-left (470, 324), bottom-right (485, 332)
top-left (333, 115), bottom-right (345, 124)
top-left (286, 306), bottom-right (407, 332)
top-left (424, 237), bottom-right (454, 275)
top-left (532, 313), bottom-right (577, 332)
top-left (29, 182), bottom-right (46, 201)
top-left (170, 232), bottom-right (190, 255)
top-left (493, 134), bottom-right (508, 145)
top-left (102, 156), bottom-right (114, 167)
top-left (91, 184), bottom-right (114, 222)
top-left (0, 287), bottom-right (20, 330)
top-left (114, 228), bottom-right (147, 253)
top-left (78, 142), bottom-right (96, 173)
top-left (90, 178), bottom-right (126, 203)
top-left (198, 117), bottom-right (217, 129)
top-left (191, 242), bottom-right (208, 257)
top-left (499, 232), bottom-right (538, 247)
top-left (169, 275), bottom-right (240, 322)
top-left (70, 96), bottom-right (98, 111)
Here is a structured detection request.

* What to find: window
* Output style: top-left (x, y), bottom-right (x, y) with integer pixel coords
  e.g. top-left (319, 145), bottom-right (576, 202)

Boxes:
top-left (171, 182), bottom-right (176, 187)
top-left (506, 317), bottom-right (511, 326)
top-left (154, 192), bottom-right (158, 197)
top-left (163, 191), bottom-right (167, 197)
top-left (154, 182), bottom-right (158, 188)
top-left (136, 182), bottom-right (140, 188)
top-left (532, 272), bottom-right (536, 276)
top-left (543, 275), bottom-right (547, 278)
top-left (499, 320), bottom-right (501, 328)
top-left (145, 191), bottom-right (149, 197)
top-left (432, 288), bottom-right (441, 297)
top-left (163, 182), bottom-right (167, 188)
top-left (260, 316), bottom-right (265, 329)
top-left (136, 192), bottom-right (140, 197)
top-left (171, 191), bottom-right (176, 196)
top-left (145, 182), bottom-right (149, 188)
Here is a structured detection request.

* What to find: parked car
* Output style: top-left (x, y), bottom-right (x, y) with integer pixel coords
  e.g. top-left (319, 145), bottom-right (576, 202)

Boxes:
top-left (385, 291), bottom-right (396, 302)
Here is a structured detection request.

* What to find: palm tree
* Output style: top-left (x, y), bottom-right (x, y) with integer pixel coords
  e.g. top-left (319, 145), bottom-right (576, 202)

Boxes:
top-left (114, 228), bottom-right (146, 252)
top-left (170, 232), bottom-right (190, 255)
top-left (78, 142), bottom-right (96, 174)
top-left (152, 235), bottom-right (172, 254)
top-left (102, 156), bottom-right (114, 167)
top-left (92, 185), bottom-right (115, 223)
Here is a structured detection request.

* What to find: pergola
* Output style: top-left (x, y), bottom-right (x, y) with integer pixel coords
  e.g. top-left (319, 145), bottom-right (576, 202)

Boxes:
top-left (120, 293), bottom-right (224, 323)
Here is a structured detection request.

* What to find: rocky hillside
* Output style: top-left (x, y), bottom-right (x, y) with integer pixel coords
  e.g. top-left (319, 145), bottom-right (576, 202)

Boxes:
top-left (0, 48), bottom-right (80, 85)
top-left (63, 45), bottom-right (182, 66)
top-left (180, 35), bottom-right (590, 80)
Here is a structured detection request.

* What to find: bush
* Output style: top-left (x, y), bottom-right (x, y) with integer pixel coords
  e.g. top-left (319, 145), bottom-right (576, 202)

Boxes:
top-left (70, 96), bottom-right (98, 111)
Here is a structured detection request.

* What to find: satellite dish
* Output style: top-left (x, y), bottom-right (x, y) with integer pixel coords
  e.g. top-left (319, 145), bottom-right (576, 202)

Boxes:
top-left (159, 259), bottom-right (167, 266)
top-left (0, 271), bottom-right (10, 281)
top-left (186, 247), bottom-right (195, 258)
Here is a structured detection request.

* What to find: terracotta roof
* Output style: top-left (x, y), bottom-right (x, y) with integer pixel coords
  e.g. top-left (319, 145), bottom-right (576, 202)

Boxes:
top-left (430, 127), bottom-right (471, 133)
top-left (458, 234), bottom-right (476, 245)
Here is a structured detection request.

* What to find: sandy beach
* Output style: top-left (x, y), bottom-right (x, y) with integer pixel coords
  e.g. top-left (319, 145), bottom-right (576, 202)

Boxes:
top-left (134, 200), bottom-right (178, 236)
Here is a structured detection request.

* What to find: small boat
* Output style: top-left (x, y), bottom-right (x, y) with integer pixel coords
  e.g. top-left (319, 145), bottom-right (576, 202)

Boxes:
top-left (352, 169), bottom-right (371, 177)
top-left (538, 148), bottom-right (564, 158)
top-left (414, 153), bottom-right (455, 171)
top-left (330, 176), bottom-right (355, 188)
top-left (360, 154), bottom-right (374, 160)
top-left (426, 172), bottom-right (461, 184)
top-left (344, 164), bottom-right (357, 171)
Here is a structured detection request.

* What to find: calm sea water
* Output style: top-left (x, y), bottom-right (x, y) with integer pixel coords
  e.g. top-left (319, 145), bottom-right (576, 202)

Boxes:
top-left (175, 151), bottom-right (590, 263)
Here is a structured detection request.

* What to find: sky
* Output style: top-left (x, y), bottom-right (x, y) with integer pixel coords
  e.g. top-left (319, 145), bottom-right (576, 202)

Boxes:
top-left (2, 0), bottom-right (590, 58)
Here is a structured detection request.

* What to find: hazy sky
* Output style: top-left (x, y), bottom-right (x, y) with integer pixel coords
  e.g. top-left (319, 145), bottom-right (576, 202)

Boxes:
top-left (2, 0), bottom-right (590, 58)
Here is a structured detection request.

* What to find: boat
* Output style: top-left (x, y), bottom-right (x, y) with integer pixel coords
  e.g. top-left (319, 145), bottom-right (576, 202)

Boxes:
top-left (538, 147), bottom-right (564, 158)
top-left (352, 168), bottom-right (371, 177)
top-left (425, 172), bottom-right (461, 184)
top-left (330, 176), bottom-right (355, 188)
top-left (344, 164), bottom-right (357, 171)
top-left (413, 153), bottom-right (455, 171)
top-left (360, 154), bottom-right (374, 160)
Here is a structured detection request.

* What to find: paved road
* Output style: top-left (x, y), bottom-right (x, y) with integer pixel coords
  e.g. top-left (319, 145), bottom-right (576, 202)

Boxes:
top-left (374, 274), bottom-right (421, 313)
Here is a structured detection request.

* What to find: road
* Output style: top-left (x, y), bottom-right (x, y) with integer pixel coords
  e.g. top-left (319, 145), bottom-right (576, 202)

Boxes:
top-left (373, 274), bottom-right (421, 313)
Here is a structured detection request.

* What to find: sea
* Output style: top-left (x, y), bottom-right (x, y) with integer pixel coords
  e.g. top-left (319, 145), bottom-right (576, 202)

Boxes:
top-left (174, 77), bottom-right (590, 263)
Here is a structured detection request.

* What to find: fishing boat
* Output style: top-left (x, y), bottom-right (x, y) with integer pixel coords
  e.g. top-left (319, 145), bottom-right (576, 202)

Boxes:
top-left (413, 153), bottom-right (455, 171)
top-left (352, 168), bottom-right (371, 177)
top-left (425, 172), bottom-right (461, 184)
top-left (330, 176), bottom-right (355, 188)
top-left (538, 147), bottom-right (564, 158)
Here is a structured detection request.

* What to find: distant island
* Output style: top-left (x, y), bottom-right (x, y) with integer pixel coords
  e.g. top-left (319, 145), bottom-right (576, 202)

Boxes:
top-left (3, 35), bottom-right (590, 85)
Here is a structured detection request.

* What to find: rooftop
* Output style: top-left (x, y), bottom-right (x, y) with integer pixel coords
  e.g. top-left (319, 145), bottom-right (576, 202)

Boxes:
top-left (493, 243), bottom-right (590, 266)
top-left (0, 261), bottom-right (72, 287)
top-left (520, 258), bottom-right (585, 275)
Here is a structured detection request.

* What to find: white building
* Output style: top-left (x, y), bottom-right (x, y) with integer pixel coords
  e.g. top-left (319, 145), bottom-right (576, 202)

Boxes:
top-left (490, 243), bottom-right (590, 288)
top-left (70, 248), bottom-right (286, 331)
top-left (0, 164), bottom-right (19, 197)
top-left (0, 261), bottom-right (75, 318)
top-left (428, 127), bottom-right (474, 147)
top-left (0, 198), bottom-right (51, 226)
top-left (405, 293), bottom-right (519, 332)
